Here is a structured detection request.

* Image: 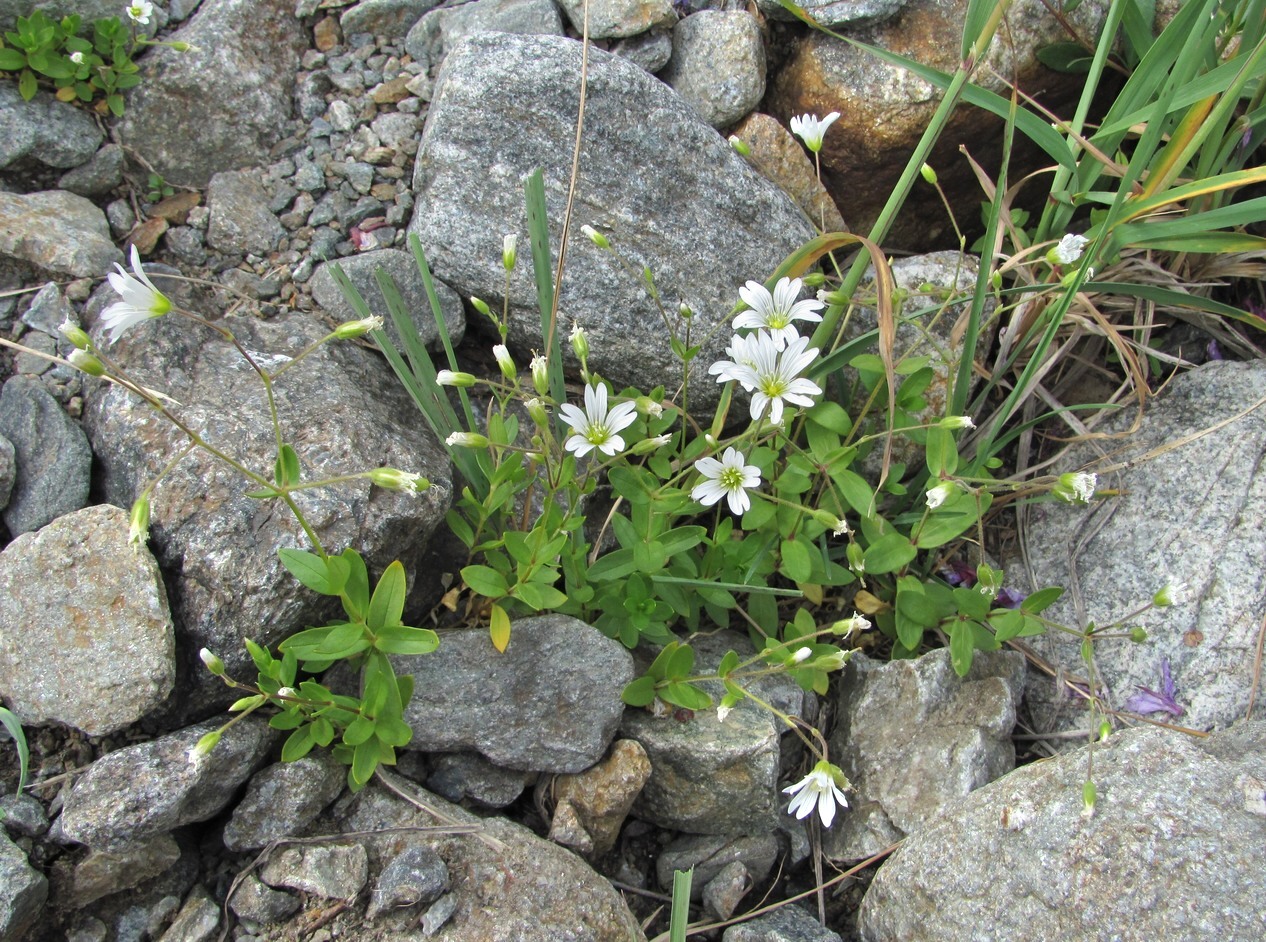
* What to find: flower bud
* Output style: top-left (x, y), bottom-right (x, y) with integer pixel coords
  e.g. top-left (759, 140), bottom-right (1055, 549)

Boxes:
top-left (810, 509), bottom-right (847, 534)
top-left (1129, 627), bottom-right (1149, 643)
top-left (813, 650), bottom-right (849, 672)
top-left (189, 730), bottom-right (220, 762)
top-left (469, 296), bottom-right (493, 319)
top-left (801, 272), bottom-right (826, 288)
top-left (817, 289), bottom-right (849, 306)
top-left (68, 349), bottom-right (106, 376)
top-left (199, 647), bottom-right (226, 676)
top-left (333, 315), bottom-right (383, 339)
top-left (631, 433), bottom-right (672, 455)
top-left (446, 431), bottom-right (489, 448)
top-left (925, 480), bottom-right (960, 509)
top-left (60, 318), bottom-right (91, 350)
top-left (728, 135), bottom-right (751, 157)
top-left (569, 322), bottom-right (589, 362)
top-left (502, 234), bottom-right (517, 271)
top-left (920, 162), bottom-right (938, 185)
top-left (368, 467), bottom-right (430, 493)
top-left (635, 396), bottom-right (663, 418)
top-left (169, 41), bottom-right (196, 52)
top-left (678, 301), bottom-right (693, 320)
top-left (525, 397), bottom-right (550, 428)
top-left (991, 270), bottom-right (1004, 290)
top-left (831, 613), bottom-right (871, 637)
top-left (128, 495), bottom-right (150, 546)
top-left (275, 686), bottom-right (297, 700)
top-left (492, 343), bottom-right (516, 381)
top-left (1152, 581), bottom-right (1186, 607)
top-left (436, 370), bottom-right (477, 387)
top-left (1081, 779), bottom-right (1097, 819)
top-left (581, 225), bottom-right (610, 250)
top-left (530, 354), bottom-right (550, 396)
top-left (790, 646), bottom-right (813, 664)
top-left (846, 543), bottom-right (865, 573)
top-left (939, 415), bottom-right (975, 429)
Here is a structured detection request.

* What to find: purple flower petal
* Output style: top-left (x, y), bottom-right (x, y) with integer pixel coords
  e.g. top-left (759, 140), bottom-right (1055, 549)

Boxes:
top-left (1124, 659), bottom-right (1185, 717)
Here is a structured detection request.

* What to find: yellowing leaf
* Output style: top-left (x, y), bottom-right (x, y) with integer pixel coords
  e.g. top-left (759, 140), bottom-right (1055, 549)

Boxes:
top-left (489, 603), bottom-right (511, 653)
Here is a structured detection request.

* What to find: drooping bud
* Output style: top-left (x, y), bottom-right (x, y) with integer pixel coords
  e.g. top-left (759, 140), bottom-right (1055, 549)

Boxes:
top-left (436, 370), bottom-right (477, 387)
top-left (68, 349), bottom-right (106, 376)
top-left (445, 431), bottom-right (489, 448)
top-left (199, 647), bottom-right (226, 676)
top-left (581, 225), bottom-right (610, 250)
top-left (128, 495), bottom-right (151, 547)
top-left (333, 315), bottom-right (383, 339)
top-left (492, 343), bottom-right (516, 381)
top-left (367, 467), bottom-right (430, 493)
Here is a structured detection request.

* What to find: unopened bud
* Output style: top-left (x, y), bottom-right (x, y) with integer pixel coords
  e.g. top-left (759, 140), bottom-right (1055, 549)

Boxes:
top-left (530, 354), bottom-right (550, 396)
top-left (169, 41), bottom-right (195, 52)
top-left (847, 543), bottom-right (865, 573)
top-left (1129, 626), bottom-right (1148, 643)
top-left (492, 343), bottom-right (516, 380)
top-left (469, 296), bottom-right (492, 319)
top-left (728, 135), bottom-right (751, 157)
top-left (636, 396), bottom-right (663, 418)
top-left (367, 467), bottom-right (430, 493)
top-left (199, 647), bottom-right (226, 676)
top-left (436, 370), bottom-right (477, 387)
top-left (813, 650), bottom-right (848, 671)
top-left (275, 686), bottom-right (297, 700)
top-left (939, 415), bottom-right (975, 429)
top-left (790, 646), bottom-right (813, 664)
top-left (581, 225), bottom-right (610, 250)
top-left (920, 163), bottom-right (938, 185)
top-left (333, 315), bottom-right (383, 339)
top-left (502, 234), bottom-right (517, 271)
top-left (569, 322), bottom-right (589, 362)
top-left (128, 495), bottom-right (150, 546)
top-left (68, 349), bottom-right (106, 376)
top-left (631, 433), bottom-right (672, 455)
top-left (445, 431), bottom-right (489, 448)
top-left (190, 730), bottom-right (220, 762)
top-left (802, 272), bottom-right (826, 288)
top-left (525, 397), bottom-right (549, 427)
top-left (678, 302), bottom-right (693, 320)
top-left (60, 318), bottom-right (91, 350)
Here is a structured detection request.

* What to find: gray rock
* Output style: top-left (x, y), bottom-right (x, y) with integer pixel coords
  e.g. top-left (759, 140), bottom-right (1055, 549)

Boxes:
top-left (610, 28), bottom-right (673, 73)
top-left (106, 198), bottom-right (137, 240)
top-left (0, 829), bottom-right (46, 941)
top-left (0, 84), bottom-right (103, 171)
top-left (222, 754), bottom-right (346, 851)
top-left (555, 0), bottom-right (675, 39)
top-left (11, 328), bottom-right (56, 377)
top-left (397, 615), bottom-right (632, 772)
top-left (205, 170), bottom-right (286, 255)
top-left (156, 887), bottom-right (220, 942)
top-left (58, 143), bottom-right (126, 197)
top-left (59, 718), bottom-right (275, 851)
top-left (724, 905), bottom-right (843, 942)
top-left (80, 306), bottom-right (452, 721)
top-left (366, 845), bottom-right (449, 919)
top-left (116, 0), bottom-right (308, 187)
top-left (858, 721), bottom-right (1266, 942)
top-left (370, 111), bottom-right (419, 151)
top-left (227, 874), bottom-right (300, 925)
top-left (426, 752), bottom-right (534, 809)
top-left (259, 841), bottom-right (369, 900)
top-left (404, 0), bottom-right (565, 77)
top-left (823, 648), bottom-right (1025, 861)
top-left (660, 12), bottom-right (766, 129)
top-left (0, 435), bottom-right (13, 512)
top-left (0, 505), bottom-right (176, 735)
top-left (0, 374), bottom-right (92, 534)
top-left (1021, 360), bottom-right (1266, 741)
top-left (754, 0), bottom-right (905, 28)
top-left (70, 834), bottom-right (181, 908)
top-left (163, 226), bottom-right (208, 266)
top-left (168, 0), bottom-right (205, 22)
top-left (341, 0), bottom-right (441, 37)
top-left (656, 833), bottom-right (780, 896)
top-left (0, 190), bottom-right (123, 277)
top-left (702, 860), bottom-right (750, 921)
top-left (309, 248), bottom-right (466, 354)
top-left (20, 281), bottom-right (72, 335)
top-left (410, 33), bottom-right (815, 413)
top-left (336, 779), bottom-right (647, 941)
top-left (0, 794), bottom-right (48, 838)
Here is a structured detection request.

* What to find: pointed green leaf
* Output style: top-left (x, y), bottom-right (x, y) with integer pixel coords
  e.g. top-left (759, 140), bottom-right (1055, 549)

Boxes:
top-left (367, 560), bottom-right (407, 629)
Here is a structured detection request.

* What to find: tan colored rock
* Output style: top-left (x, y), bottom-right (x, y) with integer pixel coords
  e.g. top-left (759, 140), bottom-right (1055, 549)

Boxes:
top-left (731, 112), bottom-right (848, 233)
top-left (548, 739), bottom-right (652, 857)
top-left (314, 15), bottom-right (341, 52)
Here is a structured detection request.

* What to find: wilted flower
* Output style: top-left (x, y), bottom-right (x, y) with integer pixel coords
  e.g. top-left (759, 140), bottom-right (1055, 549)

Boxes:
top-left (1053, 471), bottom-right (1097, 504)
top-left (734, 277), bottom-right (824, 349)
top-left (559, 383), bottom-right (637, 458)
top-left (101, 244), bottom-right (172, 343)
top-left (445, 431), bottom-right (489, 448)
top-left (711, 330), bottom-right (822, 425)
top-left (1050, 233), bottom-right (1089, 266)
top-left (1123, 659), bottom-right (1184, 717)
top-left (333, 315), bottom-right (383, 339)
top-left (690, 446), bottom-right (762, 515)
top-left (926, 480), bottom-right (960, 509)
top-left (128, 495), bottom-right (150, 546)
top-left (831, 613), bottom-right (872, 637)
top-left (1153, 580), bottom-right (1188, 607)
top-left (783, 760), bottom-right (850, 827)
top-left (789, 112), bottom-right (840, 153)
top-left (275, 687), bottom-right (297, 700)
top-left (367, 467), bottom-right (430, 494)
top-left (126, 1), bottom-right (153, 25)
top-left (530, 354), bottom-right (549, 396)
top-left (939, 415), bottom-right (975, 429)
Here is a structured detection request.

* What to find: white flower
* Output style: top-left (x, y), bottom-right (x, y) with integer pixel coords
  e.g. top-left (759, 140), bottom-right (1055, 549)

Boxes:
top-left (783, 760), bottom-right (850, 828)
top-left (101, 244), bottom-right (171, 343)
top-left (1153, 580), bottom-right (1188, 607)
top-left (1051, 233), bottom-right (1089, 265)
top-left (712, 331), bottom-right (822, 425)
top-left (70, 50), bottom-right (85, 65)
top-left (926, 480), bottom-right (959, 509)
top-left (126, 0), bottom-right (154, 24)
top-left (446, 431), bottom-right (489, 448)
top-left (559, 383), bottom-right (637, 458)
top-left (789, 112), bottom-right (840, 153)
top-left (734, 277), bottom-right (824, 349)
top-left (690, 447), bottom-right (762, 515)
top-left (832, 613), bottom-right (872, 638)
top-left (716, 703), bottom-right (733, 723)
top-left (502, 234), bottom-right (517, 270)
top-left (790, 646), bottom-right (813, 664)
top-left (492, 343), bottom-right (515, 380)
top-left (1054, 471), bottom-right (1097, 504)
top-left (368, 467), bottom-right (429, 494)
top-left (939, 415), bottom-right (975, 429)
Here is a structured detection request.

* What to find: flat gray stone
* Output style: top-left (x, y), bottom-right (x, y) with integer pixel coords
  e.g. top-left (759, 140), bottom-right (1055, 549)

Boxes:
top-left (222, 754), bottom-right (346, 851)
top-left (59, 718), bottom-right (275, 851)
top-left (754, 0), bottom-right (905, 28)
top-left (555, 0), bottom-right (674, 39)
top-left (0, 505), bottom-right (175, 736)
top-left (366, 845), bottom-right (449, 919)
top-left (657, 833), bottom-right (780, 896)
top-left (409, 33), bottom-right (815, 413)
top-left (20, 281), bottom-right (73, 335)
top-left (0, 374), bottom-right (92, 535)
top-left (1021, 360), bottom-right (1266, 740)
top-left (0, 84), bottom-right (103, 171)
top-left (259, 842), bottom-right (369, 901)
top-left (58, 143), bottom-right (126, 197)
top-left (0, 190), bottom-right (123, 278)
top-left (0, 434), bottom-right (14, 512)
top-left (206, 170), bottom-right (286, 255)
top-left (340, 0), bottom-right (441, 37)
top-left (858, 721), bottom-right (1266, 942)
top-left (397, 614), bottom-right (633, 773)
top-left (426, 752), bottom-right (533, 809)
top-left (660, 12), bottom-right (767, 129)
top-left (227, 874), bottom-right (300, 925)
top-left (404, 0), bottom-right (565, 77)
top-left (70, 834), bottom-right (181, 908)
top-left (823, 648), bottom-right (1025, 860)
top-left (0, 830), bottom-right (46, 942)
top-left (723, 905), bottom-right (844, 942)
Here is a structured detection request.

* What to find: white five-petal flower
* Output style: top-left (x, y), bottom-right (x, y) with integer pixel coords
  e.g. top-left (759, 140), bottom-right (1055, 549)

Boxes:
top-left (126, 1), bottom-right (154, 24)
top-left (1051, 233), bottom-right (1089, 265)
top-left (789, 112), bottom-right (840, 153)
top-left (559, 383), bottom-right (637, 458)
top-left (690, 447), bottom-right (762, 515)
top-left (783, 760), bottom-right (850, 828)
top-left (101, 244), bottom-right (172, 343)
top-left (70, 50), bottom-right (85, 65)
top-left (712, 330), bottom-right (822, 425)
top-left (734, 277), bottom-right (824, 349)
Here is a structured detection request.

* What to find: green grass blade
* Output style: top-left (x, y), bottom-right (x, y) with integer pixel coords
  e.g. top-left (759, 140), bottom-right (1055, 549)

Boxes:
top-left (523, 169), bottom-right (567, 408)
top-left (0, 707), bottom-right (29, 794)
top-left (669, 868), bottom-right (693, 942)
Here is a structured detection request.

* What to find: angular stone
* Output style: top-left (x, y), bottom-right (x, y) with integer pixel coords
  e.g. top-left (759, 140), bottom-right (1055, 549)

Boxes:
top-left (308, 248), bottom-right (467, 354)
top-left (71, 834), bottom-right (181, 908)
top-left (823, 648), bottom-right (1025, 861)
top-left (206, 170), bottom-right (286, 256)
top-left (222, 754), bottom-right (346, 852)
top-left (159, 886), bottom-right (220, 942)
top-left (858, 722), bottom-right (1266, 941)
top-left (723, 905), bottom-right (844, 942)
top-left (20, 281), bottom-right (73, 335)
top-left (409, 33), bottom-right (815, 413)
top-left (0, 374), bottom-right (92, 535)
top-left (260, 842), bottom-right (370, 900)
top-left (366, 845), bottom-right (449, 919)
top-left (397, 615), bottom-right (632, 773)
top-left (0, 434), bottom-right (14, 512)
top-left (554, 0), bottom-right (674, 39)
top-left (404, 0), bottom-right (565, 78)
top-left (0, 84), bottom-right (103, 171)
top-left (59, 718), bottom-right (274, 851)
top-left (0, 190), bottom-right (122, 278)
top-left (730, 113), bottom-right (847, 233)
top-left (702, 860), bottom-right (749, 921)
top-left (425, 753), bottom-right (534, 809)
top-left (0, 505), bottom-right (175, 736)
top-left (656, 833), bottom-right (780, 896)
top-left (609, 28), bottom-right (673, 73)
top-left (116, 0), bottom-right (308, 187)
top-left (340, 0), bottom-right (441, 37)
top-left (80, 303), bottom-right (452, 721)
top-left (1021, 360), bottom-right (1266, 739)
top-left (754, 0), bottom-right (905, 28)
top-left (660, 12), bottom-right (766, 129)
top-left (227, 874), bottom-right (300, 925)
top-left (58, 143), bottom-right (126, 197)
top-left (549, 738), bottom-right (651, 856)
top-left (0, 829), bottom-right (46, 942)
